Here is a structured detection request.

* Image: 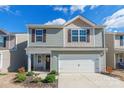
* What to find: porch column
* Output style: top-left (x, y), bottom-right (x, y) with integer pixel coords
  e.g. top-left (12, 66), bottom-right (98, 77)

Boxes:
top-left (28, 54), bottom-right (31, 72)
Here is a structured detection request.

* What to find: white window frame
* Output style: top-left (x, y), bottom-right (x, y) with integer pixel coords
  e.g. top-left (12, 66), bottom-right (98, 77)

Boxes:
top-left (35, 29), bottom-right (43, 42)
top-left (71, 29), bottom-right (88, 42)
top-left (79, 29), bottom-right (88, 42)
top-left (71, 29), bottom-right (78, 42)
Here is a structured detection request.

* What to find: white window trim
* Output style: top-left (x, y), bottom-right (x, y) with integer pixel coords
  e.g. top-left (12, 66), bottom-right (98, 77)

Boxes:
top-left (71, 29), bottom-right (89, 42)
top-left (80, 29), bottom-right (88, 42)
top-left (35, 29), bottom-right (43, 42)
top-left (71, 29), bottom-right (78, 42)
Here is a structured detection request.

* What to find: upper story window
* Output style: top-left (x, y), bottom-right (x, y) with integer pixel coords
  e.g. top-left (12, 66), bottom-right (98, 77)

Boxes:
top-left (80, 30), bottom-right (87, 42)
top-left (36, 29), bottom-right (43, 42)
top-left (72, 30), bottom-right (78, 42)
top-left (0, 36), bottom-right (5, 47)
top-left (120, 35), bottom-right (124, 46)
top-left (31, 28), bottom-right (46, 43)
top-left (70, 29), bottom-right (89, 42)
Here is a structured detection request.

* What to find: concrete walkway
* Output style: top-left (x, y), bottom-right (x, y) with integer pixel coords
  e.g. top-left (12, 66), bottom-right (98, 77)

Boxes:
top-left (58, 73), bottom-right (124, 88)
top-left (0, 73), bottom-right (24, 88)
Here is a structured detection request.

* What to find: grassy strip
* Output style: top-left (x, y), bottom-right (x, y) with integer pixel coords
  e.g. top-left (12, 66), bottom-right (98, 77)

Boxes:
top-left (0, 73), bottom-right (7, 76)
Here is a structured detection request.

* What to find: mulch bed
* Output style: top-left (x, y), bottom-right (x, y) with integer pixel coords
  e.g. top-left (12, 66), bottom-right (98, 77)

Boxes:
top-left (101, 72), bottom-right (124, 81)
top-left (14, 76), bottom-right (58, 88)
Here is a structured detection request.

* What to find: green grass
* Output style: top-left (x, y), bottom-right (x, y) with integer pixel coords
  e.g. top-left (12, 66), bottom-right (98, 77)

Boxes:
top-left (0, 73), bottom-right (7, 76)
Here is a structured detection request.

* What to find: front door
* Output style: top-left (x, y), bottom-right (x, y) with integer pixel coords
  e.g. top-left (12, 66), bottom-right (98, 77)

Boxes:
top-left (46, 55), bottom-right (50, 71)
top-left (35, 54), bottom-right (44, 71)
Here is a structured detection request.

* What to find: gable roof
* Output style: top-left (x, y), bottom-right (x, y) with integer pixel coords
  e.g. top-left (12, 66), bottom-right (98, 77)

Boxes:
top-left (0, 29), bottom-right (9, 35)
top-left (64, 15), bottom-right (96, 27)
top-left (27, 24), bottom-right (63, 29)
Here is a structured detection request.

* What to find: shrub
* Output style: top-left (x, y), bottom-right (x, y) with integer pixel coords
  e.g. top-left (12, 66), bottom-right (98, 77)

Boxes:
top-left (16, 73), bottom-right (26, 82)
top-left (106, 66), bottom-right (113, 74)
top-left (48, 70), bottom-right (57, 75)
top-left (26, 71), bottom-right (34, 76)
top-left (42, 74), bottom-right (56, 83)
top-left (18, 67), bottom-right (25, 73)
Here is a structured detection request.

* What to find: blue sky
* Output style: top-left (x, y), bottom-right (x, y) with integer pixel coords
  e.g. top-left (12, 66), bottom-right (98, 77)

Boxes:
top-left (0, 5), bottom-right (124, 32)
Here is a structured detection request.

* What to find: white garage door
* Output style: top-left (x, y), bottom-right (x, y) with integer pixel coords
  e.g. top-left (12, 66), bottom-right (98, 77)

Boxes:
top-left (59, 54), bottom-right (100, 73)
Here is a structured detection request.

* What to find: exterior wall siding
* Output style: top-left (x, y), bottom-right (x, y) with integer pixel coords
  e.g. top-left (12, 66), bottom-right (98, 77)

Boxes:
top-left (1, 34), bottom-right (28, 72)
top-left (29, 28), bottom-right (63, 47)
top-left (1, 50), bottom-right (11, 72)
top-left (64, 26), bottom-right (104, 48)
top-left (9, 34), bottom-right (28, 71)
top-left (105, 33), bottom-right (115, 68)
top-left (28, 18), bottom-right (104, 48)
top-left (95, 28), bottom-right (104, 47)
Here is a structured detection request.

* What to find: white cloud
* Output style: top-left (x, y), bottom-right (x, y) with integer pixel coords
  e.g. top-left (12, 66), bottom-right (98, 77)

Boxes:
top-left (104, 8), bottom-right (124, 31)
top-left (0, 5), bottom-right (10, 12)
top-left (53, 6), bottom-right (68, 13)
top-left (0, 5), bottom-right (21, 15)
top-left (45, 18), bottom-right (66, 25)
top-left (90, 5), bottom-right (100, 10)
top-left (53, 5), bottom-right (99, 14)
top-left (70, 5), bottom-right (87, 14)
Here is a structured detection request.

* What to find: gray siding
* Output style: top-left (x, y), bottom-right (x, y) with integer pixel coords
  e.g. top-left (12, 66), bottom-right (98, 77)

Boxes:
top-left (95, 28), bottom-right (104, 47)
top-left (105, 33), bottom-right (115, 68)
top-left (29, 28), bottom-right (63, 47)
top-left (1, 34), bottom-right (28, 72)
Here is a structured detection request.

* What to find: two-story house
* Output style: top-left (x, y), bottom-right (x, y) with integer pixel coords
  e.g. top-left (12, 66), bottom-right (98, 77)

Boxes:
top-left (26, 15), bottom-right (107, 73)
top-left (0, 29), bottom-right (28, 72)
top-left (106, 32), bottom-right (124, 69)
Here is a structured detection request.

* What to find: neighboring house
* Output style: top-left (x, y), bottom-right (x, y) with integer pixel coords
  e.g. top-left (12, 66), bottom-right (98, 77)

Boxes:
top-left (106, 32), bottom-right (124, 69)
top-left (26, 15), bottom-right (107, 73)
top-left (0, 29), bottom-right (28, 72)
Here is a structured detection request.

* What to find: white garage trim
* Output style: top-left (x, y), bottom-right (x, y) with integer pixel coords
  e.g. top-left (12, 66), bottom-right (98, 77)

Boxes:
top-left (58, 54), bottom-right (101, 73)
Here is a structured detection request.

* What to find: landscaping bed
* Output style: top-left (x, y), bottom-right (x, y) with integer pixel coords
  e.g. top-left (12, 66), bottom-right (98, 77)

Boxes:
top-left (0, 73), bottom-right (7, 76)
top-left (14, 67), bottom-right (58, 88)
top-left (23, 76), bottom-right (57, 88)
top-left (101, 69), bottom-right (124, 81)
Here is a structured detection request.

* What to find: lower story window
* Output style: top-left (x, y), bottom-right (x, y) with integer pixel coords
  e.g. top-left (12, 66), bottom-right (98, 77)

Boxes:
top-left (38, 55), bottom-right (42, 63)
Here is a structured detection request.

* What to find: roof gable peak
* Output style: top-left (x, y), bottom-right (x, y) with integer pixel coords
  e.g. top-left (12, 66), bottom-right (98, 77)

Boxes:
top-left (64, 15), bottom-right (96, 27)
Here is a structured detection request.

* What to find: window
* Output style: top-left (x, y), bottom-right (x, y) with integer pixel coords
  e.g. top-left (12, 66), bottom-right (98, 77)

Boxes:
top-left (38, 55), bottom-right (42, 63)
top-left (36, 29), bottom-right (43, 42)
top-left (120, 36), bottom-right (124, 46)
top-left (72, 30), bottom-right (78, 42)
top-left (71, 29), bottom-right (88, 42)
top-left (0, 36), bottom-right (4, 47)
top-left (80, 30), bottom-right (87, 42)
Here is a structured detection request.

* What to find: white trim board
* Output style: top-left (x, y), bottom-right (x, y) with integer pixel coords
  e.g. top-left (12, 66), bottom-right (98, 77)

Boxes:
top-left (0, 52), bottom-right (3, 69)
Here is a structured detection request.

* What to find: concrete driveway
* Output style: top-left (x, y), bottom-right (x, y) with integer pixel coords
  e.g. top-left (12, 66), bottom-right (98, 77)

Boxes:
top-left (58, 73), bottom-right (124, 88)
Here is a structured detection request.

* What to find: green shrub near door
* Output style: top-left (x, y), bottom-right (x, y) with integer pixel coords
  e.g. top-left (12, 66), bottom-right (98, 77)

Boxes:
top-left (42, 74), bottom-right (56, 83)
top-left (16, 73), bottom-right (26, 82)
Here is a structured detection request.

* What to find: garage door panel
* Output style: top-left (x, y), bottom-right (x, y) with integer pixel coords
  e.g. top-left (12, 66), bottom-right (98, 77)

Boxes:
top-left (59, 54), bottom-right (100, 73)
